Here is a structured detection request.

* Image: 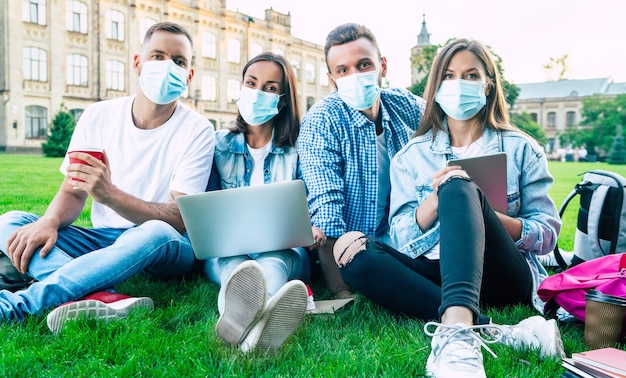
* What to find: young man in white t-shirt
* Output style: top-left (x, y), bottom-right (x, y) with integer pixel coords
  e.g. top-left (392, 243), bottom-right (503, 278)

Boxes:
top-left (0, 22), bottom-right (215, 332)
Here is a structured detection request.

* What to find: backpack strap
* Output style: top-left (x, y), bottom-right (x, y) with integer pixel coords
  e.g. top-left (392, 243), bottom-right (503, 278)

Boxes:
top-left (587, 184), bottom-right (610, 258)
top-left (597, 171), bottom-right (624, 254)
top-left (554, 187), bottom-right (580, 270)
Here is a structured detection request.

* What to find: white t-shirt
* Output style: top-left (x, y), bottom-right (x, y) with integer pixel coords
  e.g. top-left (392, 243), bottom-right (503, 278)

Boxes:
top-left (61, 96), bottom-right (215, 229)
top-left (247, 141), bottom-right (271, 186)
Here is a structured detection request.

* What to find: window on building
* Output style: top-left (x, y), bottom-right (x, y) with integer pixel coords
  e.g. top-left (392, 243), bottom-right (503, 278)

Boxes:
top-left (66, 1), bottom-right (87, 33)
top-left (305, 63), bottom-right (315, 83)
top-left (307, 96), bottom-right (315, 110)
top-left (67, 54), bottom-right (88, 86)
top-left (105, 60), bottom-right (125, 91)
top-left (227, 79), bottom-right (240, 102)
top-left (530, 112), bottom-right (538, 123)
top-left (202, 75), bottom-right (217, 101)
top-left (139, 17), bottom-right (157, 44)
top-left (105, 10), bottom-right (125, 41)
top-left (249, 43), bottom-right (263, 59)
top-left (22, 0), bottom-right (47, 25)
top-left (23, 47), bottom-right (47, 82)
top-left (25, 105), bottom-right (47, 139)
top-left (202, 32), bottom-right (217, 59)
top-left (69, 108), bottom-right (84, 125)
top-left (566, 111), bottom-right (576, 127)
top-left (319, 67), bottom-right (329, 86)
top-left (273, 48), bottom-right (284, 56)
top-left (547, 112), bottom-right (557, 128)
top-left (227, 39), bottom-right (241, 63)
top-left (291, 60), bottom-right (300, 79)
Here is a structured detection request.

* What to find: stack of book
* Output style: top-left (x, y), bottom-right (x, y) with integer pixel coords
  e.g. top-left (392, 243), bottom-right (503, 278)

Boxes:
top-left (562, 348), bottom-right (626, 377)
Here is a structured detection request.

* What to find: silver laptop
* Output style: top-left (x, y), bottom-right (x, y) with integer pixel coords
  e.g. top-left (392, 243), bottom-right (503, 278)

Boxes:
top-left (447, 152), bottom-right (508, 213)
top-left (177, 180), bottom-right (314, 260)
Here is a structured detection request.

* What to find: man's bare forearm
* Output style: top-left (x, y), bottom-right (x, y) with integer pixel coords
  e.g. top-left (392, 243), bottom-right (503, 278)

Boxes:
top-left (101, 189), bottom-right (186, 233)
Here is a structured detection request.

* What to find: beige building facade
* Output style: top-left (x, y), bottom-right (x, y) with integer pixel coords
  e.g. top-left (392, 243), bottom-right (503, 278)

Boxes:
top-left (0, 0), bottom-right (330, 151)
top-left (509, 78), bottom-right (626, 154)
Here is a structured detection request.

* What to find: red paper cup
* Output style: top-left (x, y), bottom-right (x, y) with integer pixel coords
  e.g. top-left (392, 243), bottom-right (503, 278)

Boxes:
top-left (68, 147), bottom-right (103, 183)
top-left (69, 148), bottom-right (103, 165)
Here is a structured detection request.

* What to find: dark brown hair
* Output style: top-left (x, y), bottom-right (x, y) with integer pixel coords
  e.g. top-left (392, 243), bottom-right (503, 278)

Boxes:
top-left (143, 22), bottom-right (193, 48)
top-left (324, 23), bottom-right (381, 72)
top-left (231, 52), bottom-right (301, 147)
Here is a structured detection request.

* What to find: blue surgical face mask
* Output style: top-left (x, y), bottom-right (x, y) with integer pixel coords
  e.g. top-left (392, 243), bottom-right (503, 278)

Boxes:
top-left (435, 79), bottom-right (487, 121)
top-left (334, 71), bottom-right (381, 110)
top-left (236, 86), bottom-right (281, 126)
top-left (139, 60), bottom-right (188, 105)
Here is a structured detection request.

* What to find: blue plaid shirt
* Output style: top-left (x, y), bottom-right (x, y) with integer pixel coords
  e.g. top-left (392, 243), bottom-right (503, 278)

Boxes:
top-left (297, 88), bottom-right (425, 240)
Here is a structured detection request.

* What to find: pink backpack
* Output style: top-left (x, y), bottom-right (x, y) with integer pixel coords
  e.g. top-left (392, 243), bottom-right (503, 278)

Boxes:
top-left (537, 253), bottom-right (626, 330)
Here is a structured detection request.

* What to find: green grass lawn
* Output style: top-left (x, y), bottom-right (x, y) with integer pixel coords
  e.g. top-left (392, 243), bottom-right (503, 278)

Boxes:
top-left (0, 153), bottom-right (625, 377)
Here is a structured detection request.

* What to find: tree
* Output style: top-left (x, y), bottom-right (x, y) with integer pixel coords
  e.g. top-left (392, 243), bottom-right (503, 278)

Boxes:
top-left (42, 105), bottom-right (75, 158)
top-left (607, 134), bottom-right (626, 164)
top-left (579, 94), bottom-right (626, 157)
top-left (543, 54), bottom-right (571, 81)
top-left (510, 113), bottom-right (547, 146)
top-left (407, 45), bottom-right (439, 97)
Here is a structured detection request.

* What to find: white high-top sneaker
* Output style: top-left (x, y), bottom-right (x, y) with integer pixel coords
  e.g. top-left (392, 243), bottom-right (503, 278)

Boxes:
top-left (495, 316), bottom-right (566, 359)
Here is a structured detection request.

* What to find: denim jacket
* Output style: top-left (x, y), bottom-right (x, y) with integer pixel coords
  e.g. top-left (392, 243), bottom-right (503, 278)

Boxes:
top-left (212, 129), bottom-right (299, 189)
top-left (389, 125), bottom-right (561, 312)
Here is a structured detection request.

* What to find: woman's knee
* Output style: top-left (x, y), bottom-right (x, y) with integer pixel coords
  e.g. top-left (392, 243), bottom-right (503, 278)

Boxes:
top-left (333, 231), bottom-right (368, 268)
top-left (438, 175), bottom-right (473, 196)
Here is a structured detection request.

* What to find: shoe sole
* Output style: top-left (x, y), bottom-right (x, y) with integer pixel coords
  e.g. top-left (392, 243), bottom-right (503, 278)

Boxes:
top-left (216, 261), bottom-right (267, 345)
top-left (251, 280), bottom-right (307, 353)
top-left (46, 297), bottom-right (154, 334)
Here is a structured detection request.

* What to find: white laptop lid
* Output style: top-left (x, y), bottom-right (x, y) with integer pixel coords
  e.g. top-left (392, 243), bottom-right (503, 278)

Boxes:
top-left (177, 180), bottom-right (314, 259)
top-left (447, 152), bottom-right (508, 213)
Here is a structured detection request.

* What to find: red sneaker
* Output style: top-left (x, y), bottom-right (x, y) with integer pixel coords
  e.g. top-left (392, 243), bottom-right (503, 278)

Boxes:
top-left (305, 284), bottom-right (316, 311)
top-left (46, 291), bottom-right (154, 333)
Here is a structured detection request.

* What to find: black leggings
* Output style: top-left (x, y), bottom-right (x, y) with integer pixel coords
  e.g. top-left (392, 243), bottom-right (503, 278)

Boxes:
top-left (338, 177), bottom-right (533, 322)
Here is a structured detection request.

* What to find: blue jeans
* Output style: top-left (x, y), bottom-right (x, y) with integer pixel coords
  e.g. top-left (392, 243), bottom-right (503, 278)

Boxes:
top-left (0, 211), bottom-right (196, 322)
top-left (203, 248), bottom-right (310, 314)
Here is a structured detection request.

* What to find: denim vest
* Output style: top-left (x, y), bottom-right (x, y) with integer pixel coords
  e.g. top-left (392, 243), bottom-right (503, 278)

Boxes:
top-left (212, 129), bottom-right (299, 189)
top-left (389, 126), bottom-right (562, 312)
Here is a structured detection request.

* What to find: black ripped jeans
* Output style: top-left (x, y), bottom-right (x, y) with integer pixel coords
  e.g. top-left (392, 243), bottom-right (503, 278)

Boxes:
top-left (338, 177), bottom-right (533, 322)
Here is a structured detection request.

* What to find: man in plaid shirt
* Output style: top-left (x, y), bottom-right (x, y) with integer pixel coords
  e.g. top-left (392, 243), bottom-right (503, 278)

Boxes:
top-left (297, 23), bottom-right (424, 298)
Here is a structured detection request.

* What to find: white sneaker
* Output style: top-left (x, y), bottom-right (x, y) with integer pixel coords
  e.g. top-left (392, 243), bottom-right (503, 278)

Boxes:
top-left (537, 250), bottom-right (574, 268)
top-left (424, 322), bottom-right (502, 378)
top-left (216, 260), bottom-right (267, 346)
top-left (495, 315), bottom-right (566, 359)
top-left (239, 280), bottom-right (307, 354)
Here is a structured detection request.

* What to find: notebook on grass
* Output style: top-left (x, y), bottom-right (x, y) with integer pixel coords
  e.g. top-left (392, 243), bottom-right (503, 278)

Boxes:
top-left (177, 180), bottom-right (314, 259)
top-left (447, 152), bottom-right (508, 213)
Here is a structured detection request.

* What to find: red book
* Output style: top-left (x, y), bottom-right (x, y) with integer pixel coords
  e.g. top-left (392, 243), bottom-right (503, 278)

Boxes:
top-left (572, 348), bottom-right (626, 377)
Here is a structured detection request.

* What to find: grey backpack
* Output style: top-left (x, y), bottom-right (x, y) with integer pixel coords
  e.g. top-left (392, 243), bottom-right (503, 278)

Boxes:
top-left (554, 170), bottom-right (626, 270)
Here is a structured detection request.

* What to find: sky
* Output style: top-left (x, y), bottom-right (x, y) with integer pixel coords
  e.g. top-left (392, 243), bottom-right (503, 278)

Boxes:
top-left (227, 0), bottom-right (626, 88)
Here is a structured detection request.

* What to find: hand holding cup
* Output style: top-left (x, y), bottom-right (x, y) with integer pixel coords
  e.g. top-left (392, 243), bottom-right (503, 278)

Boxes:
top-left (67, 147), bottom-right (104, 188)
